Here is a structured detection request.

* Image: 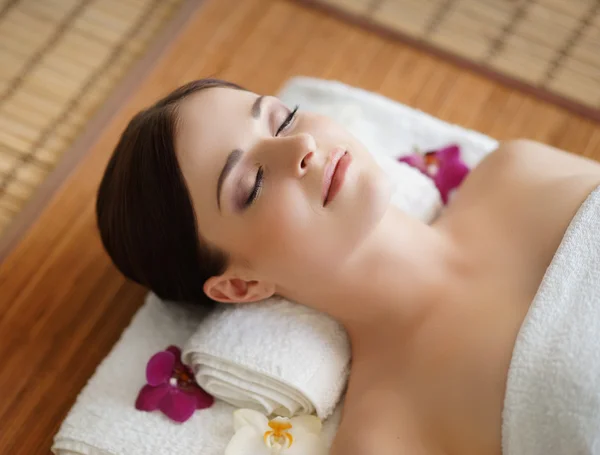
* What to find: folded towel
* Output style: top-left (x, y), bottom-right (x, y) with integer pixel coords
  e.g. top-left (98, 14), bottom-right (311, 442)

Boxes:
top-left (52, 76), bottom-right (495, 455)
top-left (181, 298), bottom-right (351, 420)
top-left (502, 184), bottom-right (600, 455)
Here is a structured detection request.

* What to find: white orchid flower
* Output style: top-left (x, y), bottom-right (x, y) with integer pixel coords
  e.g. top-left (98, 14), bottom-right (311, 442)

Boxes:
top-left (225, 409), bottom-right (328, 455)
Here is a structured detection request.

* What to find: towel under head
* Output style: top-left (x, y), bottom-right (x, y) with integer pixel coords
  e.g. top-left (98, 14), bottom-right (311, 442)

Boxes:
top-left (182, 297), bottom-right (351, 420)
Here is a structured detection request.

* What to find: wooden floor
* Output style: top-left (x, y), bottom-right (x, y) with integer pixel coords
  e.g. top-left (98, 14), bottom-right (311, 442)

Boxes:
top-left (0, 0), bottom-right (599, 453)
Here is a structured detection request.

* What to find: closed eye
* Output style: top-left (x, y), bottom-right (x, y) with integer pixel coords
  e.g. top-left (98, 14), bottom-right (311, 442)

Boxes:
top-left (241, 105), bottom-right (299, 210)
top-left (275, 105), bottom-right (299, 136)
top-left (244, 166), bottom-right (263, 208)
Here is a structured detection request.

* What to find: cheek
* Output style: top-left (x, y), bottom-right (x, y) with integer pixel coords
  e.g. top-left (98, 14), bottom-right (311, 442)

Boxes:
top-left (241, 187), bottom-right (327, 278)
top-left (310, 117), bottom-right (350, 145)
top-left (250, 194), bottom-right (355, 277)
top-left (258, 188), bottom-right (315, 255)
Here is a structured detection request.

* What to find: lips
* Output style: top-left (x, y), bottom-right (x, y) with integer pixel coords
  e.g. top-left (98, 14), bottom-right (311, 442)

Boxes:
top-left (322, 148), bottom-right (351, 206)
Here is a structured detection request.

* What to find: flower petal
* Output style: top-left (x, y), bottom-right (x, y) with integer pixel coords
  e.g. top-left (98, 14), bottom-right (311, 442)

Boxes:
top-left (135, 384), bottom-right (169, 411)
top-left (225, 426), bottom-right (268, 455)
top-left (185, 386), bottom-right (215, 409)
top-left (398, 154), bottom-right (427, 174)
top-left (146, 350), bottom-right (176, 386)
top-left (434, 160), bottom-right (469, 204)
top-left (233, 409), bottom-right (269, 433)
top-left (160, 389), bottom-right (197, 423)
top-left (289, 415), bottom-right (322, 435)
top-left (285, 432), bottom-right (328, 455)
top-left (166, 345), bottom-right (186, 369)
top-left (166, 345), bottom-right (182, 358)
top-left (436, 144), bottom-right (460, 162)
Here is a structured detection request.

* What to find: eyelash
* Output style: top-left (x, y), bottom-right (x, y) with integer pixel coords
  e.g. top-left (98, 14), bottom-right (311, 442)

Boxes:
top-left (244, 106), bottom-right (299, 208)
top-left (245, 166), bottom-right (263, 207)
top-left (275, 105), bottom-right (299, 136)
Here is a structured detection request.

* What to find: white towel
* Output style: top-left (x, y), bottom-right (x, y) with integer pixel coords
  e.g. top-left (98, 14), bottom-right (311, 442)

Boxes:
top-left (181, 298), bottom-right (351, 420)
top-left (502, 185), bottom-right (600, 455)
top-left (52, 76), bottom-right (495, 455)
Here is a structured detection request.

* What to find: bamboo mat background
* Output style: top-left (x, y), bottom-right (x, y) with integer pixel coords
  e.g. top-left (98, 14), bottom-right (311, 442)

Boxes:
top-left (305, 0), bottom-right (600, 120)
top-left (0, 0), bottom-right (186, 237)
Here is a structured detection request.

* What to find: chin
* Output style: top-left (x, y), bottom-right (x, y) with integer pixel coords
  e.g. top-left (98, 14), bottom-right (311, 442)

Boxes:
top-left (362, 169), bottom-right (393, 226)
top-left (339, 167), bottom-right (393, 246)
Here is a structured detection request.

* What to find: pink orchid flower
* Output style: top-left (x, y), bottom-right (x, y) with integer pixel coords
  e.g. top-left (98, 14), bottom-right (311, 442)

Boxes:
top-left (135, 346), bottom-right (214, 422)
top-left (398, 144), bottom-right (470, 205)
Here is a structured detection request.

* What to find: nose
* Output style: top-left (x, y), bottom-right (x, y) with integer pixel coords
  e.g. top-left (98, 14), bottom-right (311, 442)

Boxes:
top-left (285, 132), bottom-right (316, 178)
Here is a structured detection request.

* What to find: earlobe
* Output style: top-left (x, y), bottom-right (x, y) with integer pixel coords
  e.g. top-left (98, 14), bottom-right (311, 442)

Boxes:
top-left (204, 275), bottom-right (276, 304)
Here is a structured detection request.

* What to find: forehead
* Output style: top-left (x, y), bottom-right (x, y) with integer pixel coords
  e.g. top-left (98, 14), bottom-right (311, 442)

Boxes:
top-left (176, 87), bottom-right (258, 158)
top-left (175, 87), bottom-right (259, 184)
top-left (174, 87), bottom-right (260, 233)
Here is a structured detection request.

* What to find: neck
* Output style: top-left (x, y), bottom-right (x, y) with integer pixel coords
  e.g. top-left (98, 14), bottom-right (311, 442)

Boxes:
top-left (281, 208), bottom-right (465, 354)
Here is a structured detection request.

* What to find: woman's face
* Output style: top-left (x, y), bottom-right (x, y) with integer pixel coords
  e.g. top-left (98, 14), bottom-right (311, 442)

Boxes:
top-left (176, 87), bottom-right (392, 296)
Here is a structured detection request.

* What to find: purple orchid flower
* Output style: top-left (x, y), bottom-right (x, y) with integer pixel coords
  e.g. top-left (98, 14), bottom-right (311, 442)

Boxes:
top-left (135, 346), bottom-right (214, 423)
top-left (398, 144), bottom-right (470, 205)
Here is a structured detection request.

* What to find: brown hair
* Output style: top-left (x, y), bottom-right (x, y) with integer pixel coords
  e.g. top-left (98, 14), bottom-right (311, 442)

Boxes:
top-left (96, 79), bottom-right (245, 307)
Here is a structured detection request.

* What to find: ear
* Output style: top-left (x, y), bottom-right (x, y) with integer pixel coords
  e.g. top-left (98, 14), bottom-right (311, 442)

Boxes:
top-left (203, 274), bottom-right (276, 304)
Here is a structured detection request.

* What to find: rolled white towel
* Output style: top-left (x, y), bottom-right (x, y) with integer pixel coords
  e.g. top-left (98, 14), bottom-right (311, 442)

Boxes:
top-left (182, 298), bottom-right (350, 420)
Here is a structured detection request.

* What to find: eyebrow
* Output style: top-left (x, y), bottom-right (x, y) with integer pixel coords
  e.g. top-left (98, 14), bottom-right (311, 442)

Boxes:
top-left (216, 96), bottom-right (266, 210)
top-left (251, 95), bottom-right (265, 118)
top-left (217, 148), bottom-right (242, 211)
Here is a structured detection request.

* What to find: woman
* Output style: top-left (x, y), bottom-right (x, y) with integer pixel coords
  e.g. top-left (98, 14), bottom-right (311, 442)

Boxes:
top-left (96, 79), bottom-right (600, 454)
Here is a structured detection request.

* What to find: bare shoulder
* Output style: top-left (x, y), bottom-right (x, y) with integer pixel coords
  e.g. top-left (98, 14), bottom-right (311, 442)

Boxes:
top-left (488, 139), bottom-right (600, 178)
top-left (453, 138), bottom-right (600, 260)
top-left (455, 139), bottom-right (600, 205)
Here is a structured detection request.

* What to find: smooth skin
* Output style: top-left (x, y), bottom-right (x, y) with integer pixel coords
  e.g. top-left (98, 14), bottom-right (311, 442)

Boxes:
top-left (175, 87), bottom-right (600, 455)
